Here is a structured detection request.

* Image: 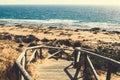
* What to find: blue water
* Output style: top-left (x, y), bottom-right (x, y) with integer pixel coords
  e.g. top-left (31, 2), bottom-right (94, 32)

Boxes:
top-left (0, 5), bottom-right (120, 31)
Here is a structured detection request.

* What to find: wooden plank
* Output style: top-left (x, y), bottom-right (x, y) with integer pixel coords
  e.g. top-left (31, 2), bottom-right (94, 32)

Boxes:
top-left (73, 47), bottom-right (81, 68)
top-left (77, 51), bottom-right (81, 62)
top-left (16, 49), bottom-right (27, 62)
top-left (39, 48), bottom-right (43, 59)
top-left (73, 50), bottom-right (78, 65)
top-left (77, 48), bottom-right (120, 67)
top-left (15, 46), bottom-right (120, 80)
top-left (27, 45), bottom-right (74, 51)
top-left (83, 54), bottom-right (88, 80)
top-left (46, 50), bottom-right (62, 59)
top-left (15, 61), bottom-right (32, 80)
top-left (26, 45), bottom-right (43, 50)
top-left (43, 46), bottom-right (74, 51)
top-left (26, 45), bottom-right (120, 67)
top-left (27, 49), bottom-right (37, 64)
top-left (21, 56), bottom-right (26, 80)
top-left (87, 56), bottom-right (100, 80)
top-left (106, 65), bottom-right (112, 80)
top-left (22, 56), bottom-right (25, 68)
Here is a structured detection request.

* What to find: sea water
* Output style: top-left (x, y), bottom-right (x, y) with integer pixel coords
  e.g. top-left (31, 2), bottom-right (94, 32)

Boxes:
top-left (0, 5), bottom-right (120, 31)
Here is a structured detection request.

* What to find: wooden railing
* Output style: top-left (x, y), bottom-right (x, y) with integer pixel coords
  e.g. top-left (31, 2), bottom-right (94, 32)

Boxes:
top-left (15, 45), bottom-right (120, 80)
top-left (74, 47), bottom-right (120, 80)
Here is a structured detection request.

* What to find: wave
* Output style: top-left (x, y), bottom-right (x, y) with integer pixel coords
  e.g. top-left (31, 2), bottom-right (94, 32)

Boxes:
top-left (0, 19), bottom-right (79, 24)
top-left (0, 19), bottom-right (120, 32)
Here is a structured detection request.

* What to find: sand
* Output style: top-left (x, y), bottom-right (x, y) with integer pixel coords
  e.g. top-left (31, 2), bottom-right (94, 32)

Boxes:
top-left (0, 25), bottom-right (120, 80)
top-left (0, 26), bottom-right (119, 43)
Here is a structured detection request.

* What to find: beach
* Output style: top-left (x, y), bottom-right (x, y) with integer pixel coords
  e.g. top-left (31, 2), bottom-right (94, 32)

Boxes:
top-left (0, 25), bottom-right (120, 79)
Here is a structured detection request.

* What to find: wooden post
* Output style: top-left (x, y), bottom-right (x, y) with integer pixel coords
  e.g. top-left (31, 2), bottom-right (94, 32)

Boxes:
top-left (35, 50), bottom-right (38, 60)
top-left (21, 56), bottom-right (25, 80)
top-left (73, 49), bottom-right (78, 68)
top-left (59, 49), bottom-right (63, 58)
top-left (39, 48), bottom-right (43, 59)
top-left (77, 51), bottom-right (81, 63)
top-left (18, 69), bottom-right (21, 80)
top-left (73, 48), bottom-right (83, 79)
top-left (73, 47), bottom-right (82, 68)
top-left (106, 64), bottom-right (112, 80)
top-left (46, 50), bottom-right (62, 59)
top-left (27, 49), bottom-right (37, 64)
top-left (15, 61), bottom-right (32, 80)
top-left (83, 53), bottom-right (88, 80)
top-left (14, 63), bottom-right (20, 80)
top-left (87, 56), bottom-right (100, 80)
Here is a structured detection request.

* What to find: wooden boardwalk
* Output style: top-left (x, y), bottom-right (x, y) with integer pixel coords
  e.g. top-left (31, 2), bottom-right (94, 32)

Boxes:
top-left (15, 46), bottom-right (120, 80)
top-left (33, 59), bottom-right (82, 80)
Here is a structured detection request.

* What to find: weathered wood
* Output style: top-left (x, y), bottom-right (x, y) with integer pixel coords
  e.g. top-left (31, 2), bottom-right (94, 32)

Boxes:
top-left (77, 51), bottom-right (81, 62)
top-left (83, 54), bottom-right (88, 80)
top-left (27, 45), bottom-right (120, 67)
top-left (15, 63), bottom-right (22, 80)
top-left (23, 56), bottom-right (25, 68)
top-left (15, 46), bottom-right (120, 80)
top-left (87, 56), bottom-right (100, 80)
top-left (15, 61), bottom-right (32, 80)
top-left (106, 65), bottom-right (112, 80)
top-left (46, 50), bottom-right (62, 59)
top-left (27, 49), bottom-right (37, 64)
top-left (81, 47), bottom-right (93, 52)
top-left (73, 47), bottom-right (81, 68)
top-left (73, 49), bottom-right (83, 79)
top-left (73, 50), bottom-right (77, 66)
top-left (21, 56), bottom-right (26, 80)
top-left (73, 51), bottom-right (79, 67)
top-left (39, 48), bottom-right (43, 59)
top-left (77, 48), bottom-right (120, 67)
top-left (58, 50), bottom-right (63, 58)
top-left (26, 45), bottom-right (43, 50)
top-left (35, 50), bottom-right (39, 59)
top-left (27, 45), bottom-right (74, 51)
top-left (17, 49), bottom-right (27, 63)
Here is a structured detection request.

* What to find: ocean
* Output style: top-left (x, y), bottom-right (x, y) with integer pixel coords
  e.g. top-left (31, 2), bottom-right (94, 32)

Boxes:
top-left (0, 5), bottom-right (120, 31)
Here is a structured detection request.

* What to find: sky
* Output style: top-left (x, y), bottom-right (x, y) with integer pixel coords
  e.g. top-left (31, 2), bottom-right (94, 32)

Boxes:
top-left (0, 0), bottom-right (120, 6)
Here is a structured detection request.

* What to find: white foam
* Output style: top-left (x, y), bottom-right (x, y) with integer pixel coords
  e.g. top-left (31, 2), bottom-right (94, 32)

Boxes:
top-left (79, 22), bottom-right (120, 31)
top-left (0, 19), bottom-right (120, 31)
top-left (0, 19), bottom-right (79, 24)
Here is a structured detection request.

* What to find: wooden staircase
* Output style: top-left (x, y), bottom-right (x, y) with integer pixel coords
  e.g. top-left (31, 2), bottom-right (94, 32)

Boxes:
top-left (15, 46), bottom-right (120, 80)
top-left (32, 59), bottom-right (82, 80)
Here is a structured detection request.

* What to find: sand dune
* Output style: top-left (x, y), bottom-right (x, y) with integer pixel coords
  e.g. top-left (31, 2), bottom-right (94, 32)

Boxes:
top-left (0, 25), bottom-right (120, 80)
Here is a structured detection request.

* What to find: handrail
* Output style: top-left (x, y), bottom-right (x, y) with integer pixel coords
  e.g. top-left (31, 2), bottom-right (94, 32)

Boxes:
top-left (27, 49), bottom-right (37, 64)
top-left (76, 48), bottom-right (120, 67)
top-left (46, 50), bottom-right (62, 59)
top-left (15, 48), bottom-right (32, 80)
top-left (15, 61), bottom-right (32, 80)
top-left (15, 45), bottom-right (120, 80)
top-left (15, 46), bottom-right (74, 80)
top-left (87, 55), bottom-right (99, 80)
top-left (16, 49), bottom-right (27, 63)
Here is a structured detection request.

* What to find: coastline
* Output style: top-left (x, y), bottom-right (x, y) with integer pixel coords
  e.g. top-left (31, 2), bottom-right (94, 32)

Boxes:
top-left (0, 18), bottom-right (120, 32)
top-left (0, 25), bottom-right (120, 79)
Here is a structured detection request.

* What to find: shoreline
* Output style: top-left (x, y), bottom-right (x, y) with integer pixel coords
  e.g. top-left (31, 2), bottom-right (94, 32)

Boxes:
top-left (0, 18), bottom-right (120, 32)
top-left (0, 24), bottom-right (120, 34)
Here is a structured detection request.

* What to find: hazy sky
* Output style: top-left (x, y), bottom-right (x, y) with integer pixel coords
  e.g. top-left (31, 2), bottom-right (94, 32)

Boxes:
top-left (0, 0), bottom-right (120, 6)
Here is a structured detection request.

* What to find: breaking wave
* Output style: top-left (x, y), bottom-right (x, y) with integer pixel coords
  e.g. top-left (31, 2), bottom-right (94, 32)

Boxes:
top-left (0, 19), bottom-right (120, 31)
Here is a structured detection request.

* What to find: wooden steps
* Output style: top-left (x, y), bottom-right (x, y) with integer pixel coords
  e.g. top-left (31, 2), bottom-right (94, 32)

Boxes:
top-left (33, 59), bottom-right (83, 80)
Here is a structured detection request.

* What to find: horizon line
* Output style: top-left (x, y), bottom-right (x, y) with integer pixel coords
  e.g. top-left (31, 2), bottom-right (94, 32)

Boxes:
top-left (0, 4), bottom-right (120, 6)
